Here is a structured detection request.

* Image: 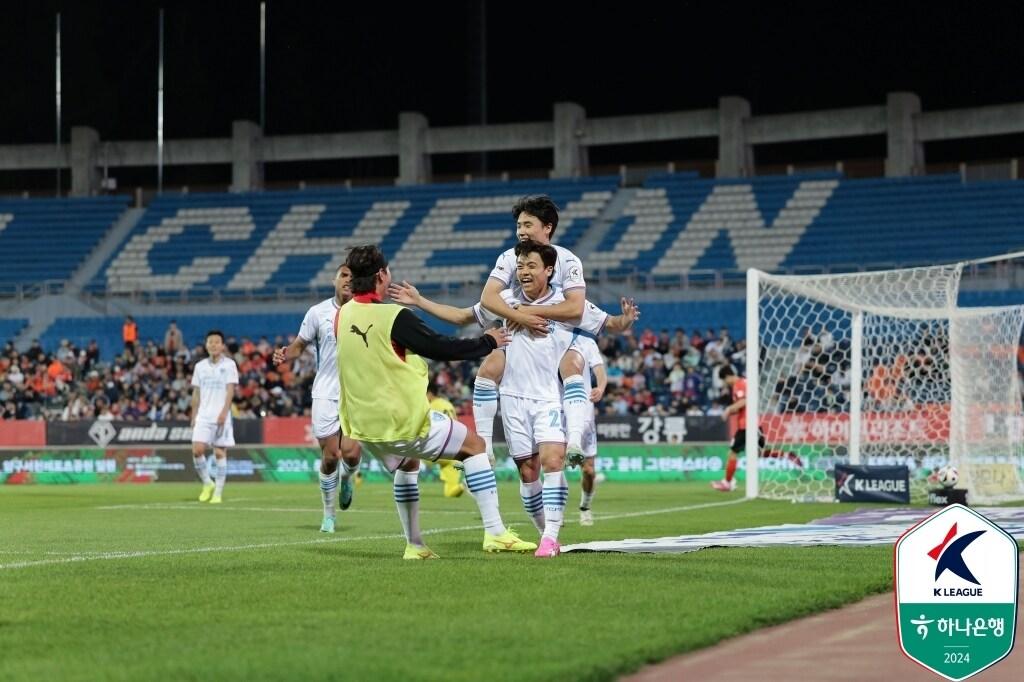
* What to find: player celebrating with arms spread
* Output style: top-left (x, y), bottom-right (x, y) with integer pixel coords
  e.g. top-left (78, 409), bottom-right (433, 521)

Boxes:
top-left (273, 264), bottom-right (362, 534)
top-left (191, 330), bottom-right (238, 504)
top-left (336, 244), bottom-right (535, 559)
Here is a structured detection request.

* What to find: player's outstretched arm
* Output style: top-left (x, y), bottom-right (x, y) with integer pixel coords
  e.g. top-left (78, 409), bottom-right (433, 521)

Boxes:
top-left (272, 336), bottom-right (308, 366)
top-left (387, 281), bottom-right (476, 326)
top-left (604, 298), bottom-right (641, 333)
top-left (391, 309), bottom-right (510, 362)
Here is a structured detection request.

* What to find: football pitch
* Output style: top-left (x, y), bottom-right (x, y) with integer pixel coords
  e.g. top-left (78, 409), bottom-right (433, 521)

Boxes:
top-left (1, 482), bottom-right (895, 682)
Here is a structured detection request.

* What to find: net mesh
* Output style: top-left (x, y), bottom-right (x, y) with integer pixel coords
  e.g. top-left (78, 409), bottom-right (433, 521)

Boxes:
top-left (753, 265), bottom-right (1024, 503)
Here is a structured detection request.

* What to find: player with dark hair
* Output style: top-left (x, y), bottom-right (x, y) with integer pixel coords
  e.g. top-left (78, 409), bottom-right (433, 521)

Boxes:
top-left (712, 365), bottom-right (803, 492)
top-left (191, 330), bottom-right (238, 504)
top-left (337, 244), bottom-right (535, 559)
top-left (273, 264), bottom-right (363, 534)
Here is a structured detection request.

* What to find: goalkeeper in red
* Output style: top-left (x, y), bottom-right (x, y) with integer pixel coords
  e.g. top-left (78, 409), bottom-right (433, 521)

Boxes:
top-left (712, 365), bottom-right (802, 492)
top-left (336, 244), bottom-right (536, 559)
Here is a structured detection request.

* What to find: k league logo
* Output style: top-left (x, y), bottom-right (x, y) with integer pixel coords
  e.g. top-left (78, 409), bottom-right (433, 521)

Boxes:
top-left (895, 504), bottom-right (1018, 681)
top-left (837, 471), bottom-right (855, 498)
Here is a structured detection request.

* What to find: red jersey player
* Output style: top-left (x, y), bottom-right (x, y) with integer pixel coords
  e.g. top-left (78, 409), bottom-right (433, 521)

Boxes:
top-left (712, 365), bottom-right (802, 492)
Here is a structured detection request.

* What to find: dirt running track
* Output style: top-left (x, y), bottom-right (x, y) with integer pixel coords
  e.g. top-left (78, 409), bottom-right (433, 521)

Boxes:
top-left (623, 554), bottom-right (1021, 682)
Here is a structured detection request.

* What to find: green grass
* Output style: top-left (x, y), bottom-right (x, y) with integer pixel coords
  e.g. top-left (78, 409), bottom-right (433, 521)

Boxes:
top-left (0, 482), bottom-right (896, 682)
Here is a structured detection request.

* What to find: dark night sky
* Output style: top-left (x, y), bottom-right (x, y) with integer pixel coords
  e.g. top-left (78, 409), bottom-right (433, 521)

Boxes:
top-left (1, 1), bottom-right (1022, 180)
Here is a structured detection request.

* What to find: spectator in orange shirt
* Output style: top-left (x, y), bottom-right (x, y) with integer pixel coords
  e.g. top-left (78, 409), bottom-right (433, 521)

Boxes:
top-left (123, 316), bottom-right (138, 353)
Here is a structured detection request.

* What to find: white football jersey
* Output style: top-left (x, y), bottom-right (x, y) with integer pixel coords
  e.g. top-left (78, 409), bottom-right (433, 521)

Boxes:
top-left (191, 356), bottom-right (239, 423)
top-left (297, 297), bottom-right (341, 400)
top-left (500, 289), bottom-right (574, 403)
top-left (488, 243), bottom-right (585, 296)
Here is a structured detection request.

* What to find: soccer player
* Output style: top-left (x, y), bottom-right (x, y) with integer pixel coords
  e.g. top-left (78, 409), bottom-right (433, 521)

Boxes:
top-left (337, 244), bottom-right (536, 559)
top-left (273, 264), bottom-right (362, 533)
top-left (388, 274), bottom-right (638, 541)
top-left (191, 330), bottom-right (239, 504)
top-left (573, 333), bottom-right (607, 526)
top-left (712, 365), bottom-right (803, 491)
top-left (426, 382), bottom-right (464, 498)
top-left (471, 195), bottom-right (594, 468)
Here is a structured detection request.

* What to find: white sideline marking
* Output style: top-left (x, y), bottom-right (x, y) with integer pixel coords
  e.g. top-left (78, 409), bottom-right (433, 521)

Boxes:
top-left (5, 497), bottom-right (750, 571)
top-left (0, 524), bottom-right (482, 571)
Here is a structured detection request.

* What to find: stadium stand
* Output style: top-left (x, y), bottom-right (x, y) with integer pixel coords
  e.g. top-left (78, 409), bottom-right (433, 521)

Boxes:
top-left (3, 171), bottom-right (1024, 422)
top-left (0, 319), bottom-right (29, 341)
top-left (0, 196), bottom-right (128, 287)
top-left (88, 177), bottom-right (617, 297)
top-left (588, 174), bottom-right (1024, 279)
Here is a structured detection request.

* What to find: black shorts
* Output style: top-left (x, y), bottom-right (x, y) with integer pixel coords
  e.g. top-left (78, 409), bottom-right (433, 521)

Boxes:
top-left (731, 428), bottom-right (765, 453)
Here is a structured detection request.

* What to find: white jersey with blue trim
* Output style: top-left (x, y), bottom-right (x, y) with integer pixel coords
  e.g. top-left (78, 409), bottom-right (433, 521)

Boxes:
top-left (191, 356), bottom-right (239, 423)
top-left (297, 297), bottom-right (341, 400)
top-left (500, 288), bottom-right (574, 403)
top-left (488, 243), bottom-right (585, 297)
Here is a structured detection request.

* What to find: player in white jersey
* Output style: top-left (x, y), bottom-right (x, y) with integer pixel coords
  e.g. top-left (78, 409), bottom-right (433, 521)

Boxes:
top-left (570, 334), bottom-right (607, 526)
top-left (472, 195), bottom-right (597, 472)
top-left (273, 264), bottom-right (362, 533)
top-left (389, 241), bottom-right (638, 557)
top-left (191, 330), bottom-right (239, 504)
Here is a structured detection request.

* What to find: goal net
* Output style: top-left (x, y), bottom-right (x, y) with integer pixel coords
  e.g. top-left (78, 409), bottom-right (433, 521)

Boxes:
top-left (747, 264), bottom-right (1024, 504)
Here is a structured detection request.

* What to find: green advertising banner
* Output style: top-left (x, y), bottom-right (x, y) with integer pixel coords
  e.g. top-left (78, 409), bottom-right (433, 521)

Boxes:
top-left (1, 444), bottom-right (735, 484)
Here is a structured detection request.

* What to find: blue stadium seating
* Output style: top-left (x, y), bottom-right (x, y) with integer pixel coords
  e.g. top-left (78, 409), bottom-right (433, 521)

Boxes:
top-left (88, 177), bottom-right (617, 297)
top-left (0, 318), bottom-right (29, 343)
top-left (0, 196), bottom-right (127, 286)
top-left (589, 173), bottom-right (1024, 279)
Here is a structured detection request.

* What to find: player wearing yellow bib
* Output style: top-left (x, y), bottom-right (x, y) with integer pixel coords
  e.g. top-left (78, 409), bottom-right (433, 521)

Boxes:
top-left (427, 383), bottom-right (465, 498)
top-left (336, 244), bottom-right (536, 559)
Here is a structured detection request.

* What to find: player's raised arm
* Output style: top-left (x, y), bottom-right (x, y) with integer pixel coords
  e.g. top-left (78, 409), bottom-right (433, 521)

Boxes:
top-left (604, 297), bottom-right (641, 333)
top-left (391, 308), bottom-right (509, 362)
top-left (387, 280), bottom-right (477, 326)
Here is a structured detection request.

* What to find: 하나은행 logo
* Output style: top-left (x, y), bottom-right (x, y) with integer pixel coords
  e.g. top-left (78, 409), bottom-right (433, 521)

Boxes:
top-left (895, 504), bottom-right (1018, 681)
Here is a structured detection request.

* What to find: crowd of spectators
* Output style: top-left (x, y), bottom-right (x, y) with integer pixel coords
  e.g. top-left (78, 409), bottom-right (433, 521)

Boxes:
top-left (0, 329), bottom-right (317, 422)
top-left (0, 322), bottom-right (744, 421)
top-left (6, 320), bottom-right (1015, 423)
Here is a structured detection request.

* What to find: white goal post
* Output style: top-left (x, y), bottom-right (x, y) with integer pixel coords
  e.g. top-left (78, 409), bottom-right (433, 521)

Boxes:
top-left (745, 262), bottom-right (1024, 504)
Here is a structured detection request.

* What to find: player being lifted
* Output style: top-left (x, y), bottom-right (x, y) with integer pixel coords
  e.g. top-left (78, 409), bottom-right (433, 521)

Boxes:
top-left (337, 244), bottom-right (535, 559)
top-left (273, 264), bottom-right (362, 534)
top-left (389, 241), bottom-right (638, 553)
top-left (191, 330), bottom-right (239, 504)
top-left (471, 195), bottom-right (595, 468)
top-left (712, 365), bottom-right (803, 492)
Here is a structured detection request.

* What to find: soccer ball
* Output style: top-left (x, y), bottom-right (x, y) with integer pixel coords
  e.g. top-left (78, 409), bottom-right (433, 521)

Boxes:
top-left (936, 465), bottom-right (959, 488)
